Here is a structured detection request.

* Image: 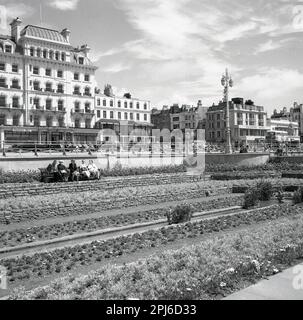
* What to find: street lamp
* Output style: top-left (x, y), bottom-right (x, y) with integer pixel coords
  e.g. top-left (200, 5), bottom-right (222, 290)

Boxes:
top-left (221, 68), bottom-right (233, 154)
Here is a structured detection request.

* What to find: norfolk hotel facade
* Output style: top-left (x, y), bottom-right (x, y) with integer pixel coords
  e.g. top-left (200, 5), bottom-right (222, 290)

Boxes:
top-left (0, 18), bottom-right (152, 146)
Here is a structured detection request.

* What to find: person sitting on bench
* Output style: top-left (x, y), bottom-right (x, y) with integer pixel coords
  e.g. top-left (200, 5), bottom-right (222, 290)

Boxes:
top-left (57, 160), bottom-right (69, 182)
top-left (69, 159), bottom-right (80, 182)
top-left (80, 160), bottom-right (90, 179)
top-left (88, 160), bottom-right (100, 179)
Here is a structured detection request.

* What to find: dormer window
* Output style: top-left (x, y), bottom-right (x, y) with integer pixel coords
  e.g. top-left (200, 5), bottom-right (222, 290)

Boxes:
top-left (79, 57), bottom-right (84, 65)
top-left (5, 45), bottom-right (12, 53)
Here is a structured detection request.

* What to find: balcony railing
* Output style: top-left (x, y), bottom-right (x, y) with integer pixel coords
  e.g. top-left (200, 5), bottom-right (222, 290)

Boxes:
top-left (73, 92), bottom-right (82, 96)
top-left (45, 88), bottom-right (55, 93)
top-left (57, 107), bottom-right (66, 113)
top-left (0, 104), bottom-right (24, 109)
top-left (57, 90), bottom-right (64, 94)
top-left (11, 85), bottom-right (21, 90)
top-left (0, 84), bottom-right (8, 88)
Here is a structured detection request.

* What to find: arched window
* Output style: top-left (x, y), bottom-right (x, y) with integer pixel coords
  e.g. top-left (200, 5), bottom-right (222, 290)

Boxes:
top-left (43, 49), bottom-right (47, 58)
top-left (49, 50), bottom-right (54, 59)
top-left (136, 102), bottom-right (140, 109)
top-left (124, 101), bottom-right (128, 108)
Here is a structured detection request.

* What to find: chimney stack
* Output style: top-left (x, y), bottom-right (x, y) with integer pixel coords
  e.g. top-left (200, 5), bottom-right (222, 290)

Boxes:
top-left (10, 17), bottom-right (22, 43)
top-left (61, 28), bottom-right (71, 43)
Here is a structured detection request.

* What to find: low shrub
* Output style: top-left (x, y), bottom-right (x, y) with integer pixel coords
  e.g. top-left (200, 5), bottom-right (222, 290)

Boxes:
top-left (293, 187), bottom-right (303, 204)
top-left (166, 204), bottom-right (193, 225)
top-left (243, 189), bottom-right (259, 209)
top-left (0, 169), bottom-right (40, 184)
top-left (256, 181), bottom-right (274, 201)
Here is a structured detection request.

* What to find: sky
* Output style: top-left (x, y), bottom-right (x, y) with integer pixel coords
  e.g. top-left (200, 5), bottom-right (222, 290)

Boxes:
top-left (0, 0), bottom-right (303, 113)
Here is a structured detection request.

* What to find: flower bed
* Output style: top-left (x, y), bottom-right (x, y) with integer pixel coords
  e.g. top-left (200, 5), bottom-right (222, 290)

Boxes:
top-left (0, 181), bottom-right (231, 225)
top-left (0, 195), bottom-right (243, 248)
top-left (2, 203), bottom-right (302, 287)
top-left (9, 205), bottom-right (303, 300)
top-left (211, 171), bottom-right (279, 181)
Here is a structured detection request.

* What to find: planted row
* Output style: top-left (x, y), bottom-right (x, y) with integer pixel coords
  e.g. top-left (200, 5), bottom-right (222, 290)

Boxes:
top-left (1, 203), bottom-right (301, 286)
top-left (0, 195), bottom-right (243, 248)
top-left (11, 213), bottom-right (303, 300)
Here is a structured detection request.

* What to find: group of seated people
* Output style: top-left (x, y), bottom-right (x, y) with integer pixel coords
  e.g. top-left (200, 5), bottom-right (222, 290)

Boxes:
top-left (46, 159), bottom-right (100, 182)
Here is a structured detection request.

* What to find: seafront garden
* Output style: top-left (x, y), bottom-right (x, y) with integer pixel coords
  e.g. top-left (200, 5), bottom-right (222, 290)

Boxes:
top-left (0, 161), bottom-right (302, 299)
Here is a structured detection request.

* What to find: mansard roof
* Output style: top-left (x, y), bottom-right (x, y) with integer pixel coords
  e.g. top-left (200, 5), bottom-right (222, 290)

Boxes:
top-left (21, 25), bottom-right (69, 44)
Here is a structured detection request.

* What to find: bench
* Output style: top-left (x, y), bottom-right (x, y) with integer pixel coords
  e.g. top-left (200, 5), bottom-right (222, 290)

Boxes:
top-left (39, 168), bottom-right (56, 183)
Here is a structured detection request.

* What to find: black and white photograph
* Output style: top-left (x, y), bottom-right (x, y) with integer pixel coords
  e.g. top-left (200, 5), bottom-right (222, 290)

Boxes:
top-left (0, 0), bottom-right (303, 307)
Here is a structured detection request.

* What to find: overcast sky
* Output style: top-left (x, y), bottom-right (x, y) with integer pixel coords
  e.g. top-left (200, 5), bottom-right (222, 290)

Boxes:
top-left (1, 0), bottom-right (303, 113)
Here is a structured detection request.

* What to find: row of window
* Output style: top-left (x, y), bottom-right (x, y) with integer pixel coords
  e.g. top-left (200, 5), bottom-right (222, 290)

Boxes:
top-left (30, 65), bottom-right (90, 82)
top-left (0, 114), bottom-right (21, 126)
top-left (97, 110), bottom-right (148, 121)
top-left (0, 78), bottom-right (21, 89)
top-left (0, 62), bottom-right (19, 73)
top-left (97, 99), bottom-right (148, 110)
top-left (0, 96), bottom-right (21, 108)
top-left (29, 47), bottom-right (66, 62)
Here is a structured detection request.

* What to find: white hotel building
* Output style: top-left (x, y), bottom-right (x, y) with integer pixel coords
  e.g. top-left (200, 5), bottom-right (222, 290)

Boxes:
top-left (0, 18), bottom-right (152, 146)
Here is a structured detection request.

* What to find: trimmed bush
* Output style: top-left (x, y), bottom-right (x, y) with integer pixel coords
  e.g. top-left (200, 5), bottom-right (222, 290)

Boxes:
top-left (166, 204), bottom-right (193, 225)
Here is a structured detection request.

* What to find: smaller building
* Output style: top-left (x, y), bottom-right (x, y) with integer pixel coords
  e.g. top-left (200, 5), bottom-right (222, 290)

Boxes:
top-left (206, 98), bottom-right (269, 145)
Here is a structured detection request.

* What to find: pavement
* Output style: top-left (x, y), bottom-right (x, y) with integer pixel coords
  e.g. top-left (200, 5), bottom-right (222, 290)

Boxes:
top-left (224, 262), bottom-right (303, 300)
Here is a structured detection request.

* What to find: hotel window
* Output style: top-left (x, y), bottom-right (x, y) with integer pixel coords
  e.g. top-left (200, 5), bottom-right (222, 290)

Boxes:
top-left (144, 114), bottom-right (147, 121)
top-left (85, 103), bottom-right (91, 113)
top-left (46, 99), bottom-right (52, 110)
top-left (33, 81), bottom-right (40, 91)
top-left (136, 113), bottom-right (140, 121)
top-left (124, 101), bottom-right (128, 108)
top-left (12, 97), bottom-right (19, 108)
top-left (61, 52), bottom-right (66, 61)
top-left (136, 102), bottom-right (140, 109)
top-left (43, 49), bottom-right (47, 58)
top-left (57, 70), bottom-right (63, 78)
top-left (85, 119), bottom-right (91, 129)
top-left (0, 63), bottom-right (5, 71)
top-left (36, 48), bottom-right (41, 57)
top-left (103, 111), bottom-right (107, 118)
top-left (5, 45), bottom-right (12, 53)
top-left (75, 119), bottom-right (80, 128)
top-left (84, 87), bottom-right (91, 96)
top-left (73, 86), bottom-right (80, 95)
top-left (74, 101), bottom-right (80, 112)
top-left (30, 47), bottom-right (35, 56)
top-left (84, 74), bottom-right (90, 82)
top-left (97, 99), bottom-right (101, 106)
top-left (45, 68), bottom-right (52, 76)
top-left (11, 79), bottom-right (20, 89)
top-left (45, 83), bottom-right (53, 92)
top-left (130, 113), bottom-right (133, 120)
top-left (124, 112), bottom-right (128, 120)
top-left (110, 100), bottom-right (114, 107)
top-left (33, 66), bottom-right (39, 75)
top-left (12, 64), bottom-right (18, 73)
top-left (0, 96), bottom-right (6, 107)
top-left (55, 51), bottom-right (60, 60)
top-left (118, 112), bottom-right (121, 120)
top-left (74, 73), bottom-right (79, 80)
top-left (33, 98), bottom-right (40, 108)
top-left (97, 110), bottom-right (101, 118)
top-left (118, 101), bottom-right (121, 108)
top-left (103, 99), bottom-right (107, 106)
top-left (79, 57), bottom-right (84, 65)
top-left (0, 78), bottom-right (7, 88)
top-left (58, 100), bottom-right (64, 111)
top-left (57, 84), bottom-right (64, 93)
